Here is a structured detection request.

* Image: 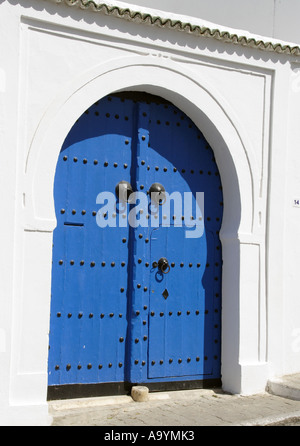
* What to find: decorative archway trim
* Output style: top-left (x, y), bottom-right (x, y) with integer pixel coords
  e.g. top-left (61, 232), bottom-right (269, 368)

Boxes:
top-left (24, 55), bottom-right (255, 238)
top-left (11, 54), bottom-right (265, 405)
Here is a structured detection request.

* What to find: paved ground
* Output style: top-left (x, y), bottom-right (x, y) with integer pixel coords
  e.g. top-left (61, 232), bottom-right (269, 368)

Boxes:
top-left (268, 417), bottom-right (300, 426)
top-left (49, 387), bottom-right (300, 426)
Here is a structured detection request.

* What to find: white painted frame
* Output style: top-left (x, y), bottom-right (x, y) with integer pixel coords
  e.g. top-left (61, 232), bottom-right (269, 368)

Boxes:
top-left (9, 54), bottom-right (267, 413)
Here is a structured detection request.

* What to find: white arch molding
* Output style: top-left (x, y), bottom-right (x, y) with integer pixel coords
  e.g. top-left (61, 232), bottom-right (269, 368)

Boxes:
top-left (14, 56), bottom-right (267, 407)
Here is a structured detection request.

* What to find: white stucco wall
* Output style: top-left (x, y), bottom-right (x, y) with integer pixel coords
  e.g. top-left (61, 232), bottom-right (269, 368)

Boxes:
top-left (282, 66), bottom-right (300, 373)
top-left (0, 0), bottom-right (300, 425)
top-left (120, 0), bottom-right (300, 45)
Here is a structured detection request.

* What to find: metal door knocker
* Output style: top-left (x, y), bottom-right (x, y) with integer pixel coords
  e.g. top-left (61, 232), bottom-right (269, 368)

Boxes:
top-left (157, 257), bottom-right (171, 274)
top-left (149, 183), bottom-right (166, 205)
top-left (115, 180), bottom-right (134, 203)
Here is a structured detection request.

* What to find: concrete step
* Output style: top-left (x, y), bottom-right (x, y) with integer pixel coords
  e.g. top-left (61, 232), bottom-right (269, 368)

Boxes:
top-left (267, 373), bottom-right (300, 401)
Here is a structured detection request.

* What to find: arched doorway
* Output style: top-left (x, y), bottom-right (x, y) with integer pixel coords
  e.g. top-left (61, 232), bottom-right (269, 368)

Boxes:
top-left (20, 57), bottom-right (258, 405)
top-left (47, 92), bottom-right (223, 399)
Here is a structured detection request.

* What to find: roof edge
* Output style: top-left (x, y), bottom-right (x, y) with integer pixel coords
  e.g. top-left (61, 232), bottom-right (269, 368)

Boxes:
top-left (47, 0), bottom-right (300, 56)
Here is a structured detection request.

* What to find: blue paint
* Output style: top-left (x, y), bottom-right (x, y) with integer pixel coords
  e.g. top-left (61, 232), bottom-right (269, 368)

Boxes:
top-left (48, 94), bottom-right (223, 388)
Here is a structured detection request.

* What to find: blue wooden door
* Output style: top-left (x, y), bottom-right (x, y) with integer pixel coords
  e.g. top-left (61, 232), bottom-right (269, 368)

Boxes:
top-left (48, 93), bottom-right (223, 396)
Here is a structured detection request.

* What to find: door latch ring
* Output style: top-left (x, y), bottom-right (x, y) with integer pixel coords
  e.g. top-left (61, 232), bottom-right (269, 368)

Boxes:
top-left (157, 257), bottom-right (171, 274)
